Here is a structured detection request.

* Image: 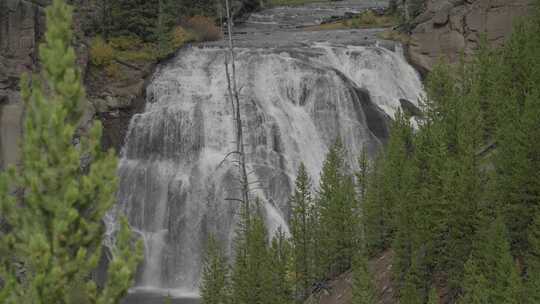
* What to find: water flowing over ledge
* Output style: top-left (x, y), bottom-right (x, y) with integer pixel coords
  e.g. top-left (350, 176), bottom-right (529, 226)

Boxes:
top-left (106, 41), bottom-right (423, 296)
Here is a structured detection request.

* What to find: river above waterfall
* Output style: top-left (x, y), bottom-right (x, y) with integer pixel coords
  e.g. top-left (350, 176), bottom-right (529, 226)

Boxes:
top-left (116, 0), bottom-right (422, 302)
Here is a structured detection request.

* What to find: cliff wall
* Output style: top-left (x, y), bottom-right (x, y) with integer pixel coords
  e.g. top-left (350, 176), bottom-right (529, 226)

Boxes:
top-left (407, 0), bottom-right (534, 73)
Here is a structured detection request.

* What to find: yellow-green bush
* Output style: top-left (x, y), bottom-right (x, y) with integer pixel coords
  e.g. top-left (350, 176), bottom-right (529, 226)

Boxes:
top-left (109, 36), bottom-right (142, 51)
top-left (116, 44), bottom-right (157, 62)
top-left (105, 62), bottom-right (121, 79)
top-left (171, 26), bottom-right (196, 48)
top-left (89, 36), bottom-right (114, 67)
top-left (357, 10), bottom-right (377, 26)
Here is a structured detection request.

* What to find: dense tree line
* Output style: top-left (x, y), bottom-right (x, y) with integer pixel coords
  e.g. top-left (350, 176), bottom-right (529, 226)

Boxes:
top-left (85, 0), bottom-right (267, 43)
top-left (363, 2), bottom-right (540, 302)
top-left (201, 1), bottom-right (540, 304)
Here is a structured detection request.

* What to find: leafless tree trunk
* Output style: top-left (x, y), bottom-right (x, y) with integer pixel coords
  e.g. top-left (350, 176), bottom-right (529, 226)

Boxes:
top-left (223, 0), bottom-right (251, 225)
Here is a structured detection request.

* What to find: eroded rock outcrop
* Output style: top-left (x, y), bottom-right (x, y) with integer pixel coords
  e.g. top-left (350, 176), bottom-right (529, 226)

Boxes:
top-left (0, 0), bottom-right (151, 167)
top-left (408, 0), bottom-right (533, 73)
top-left (0, 0), bottom-right (48, 169)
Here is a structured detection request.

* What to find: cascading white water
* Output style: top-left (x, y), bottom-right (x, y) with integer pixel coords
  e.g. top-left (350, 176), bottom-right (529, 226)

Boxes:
top-left (107, 42), bottom-right (423, 296)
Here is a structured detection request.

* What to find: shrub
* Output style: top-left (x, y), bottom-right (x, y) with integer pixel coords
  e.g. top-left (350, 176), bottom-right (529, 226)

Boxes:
top-left (109, 35), bottom-right (142, 51)
top-left (184, 16), bottom-right (222, 42)
top-left (89, 36), bottom-right (114, 67)
top-left (357, 10), bottom-right (377, 26)
top-left (116, 44), bottom-right (157, 62)
top-left (171, 26), bottom-right (196, 48)
top-left (105, 62), bottom-right (120, 78)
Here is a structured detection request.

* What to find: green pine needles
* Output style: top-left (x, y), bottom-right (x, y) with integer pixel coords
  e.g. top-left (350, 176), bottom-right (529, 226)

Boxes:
top-left (360, 1), bottom-right (540, 302)
top-left (200, 236), bottom-right (230, 304)
top-left (317, 139), bottom-right (359, 277)
top-left (0, 0), bottom-right (142, 303)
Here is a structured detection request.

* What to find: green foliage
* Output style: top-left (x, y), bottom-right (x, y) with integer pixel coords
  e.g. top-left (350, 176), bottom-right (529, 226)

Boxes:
top-left (110, 0), bottom-right (160, 41)
top-left (290, 163), bottom-right (317, 300)
top-left (490, 0), bottom-right (540, 259)
top-left (459, 217), bottom-right (521, 304)
top-left (525, 212), bottom-right (540, 303)
top-left (458, 258), bottom-right (490, 304)
top-left (317, 139), bottom-right (359, 276)
top-left (90, 36), bottom-right (114, 66)
top-left (0, 0), bottom-right (142, 303)
top-left (352, 249), bottom-right (376, 304)
top-left (101, 0), bottom-right (218, 43)
top-left (268, 228), bottom-right (293, 304)
top-left (200, 235), bottom-right (230, 304)
top-left (427, 287), bottom-right (438, 304)
top-left (366, 110), bottom-right (415, 257)
top-left (356, 148), bottom-right (369, 202)
top-left (231, 202), bottom-right (272, 304)
top-left (230, 196), bottom-right (294, 304)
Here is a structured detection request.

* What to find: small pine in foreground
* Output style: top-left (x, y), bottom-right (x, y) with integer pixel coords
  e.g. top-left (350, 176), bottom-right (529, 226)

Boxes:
top-left (0, 0), bottom-right (142, 302)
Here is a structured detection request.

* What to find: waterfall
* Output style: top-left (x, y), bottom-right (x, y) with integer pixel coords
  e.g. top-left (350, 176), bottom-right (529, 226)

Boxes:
top-left (107, 43), bottom-right (423, 296)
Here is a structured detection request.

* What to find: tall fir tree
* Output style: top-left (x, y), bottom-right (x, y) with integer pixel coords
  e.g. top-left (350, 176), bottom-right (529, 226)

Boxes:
top-left (290, 163), bottom-right (315, 301)
top-left (457, 258), bottom-right (490, 304)
top-left (0, 0), bottom-right (142, 303)
top-left (110, 0), bottom-right (160, 41)
top-left (524, 212), bottom-right (540, 304)
top-left (268, 227), bottom-right (293, 304)
top-left (231, 201), bottom-right (273, 304)
top-left (356, 147), bottom-right (369, 202)
top-left (427, 287), bottom-right (438, 304)
top-left (351, 249), bottom-right (376, 304)
top-left (317, 139), bottom-right (358, 277)
top-left (200, 235), bottom-right (230, 304)
top-left (363, 109), bottom-right (414, 256)
top-left (460, 217), bottom-right (521, 304)
top-left (493, 0), bottom-right (540, 257)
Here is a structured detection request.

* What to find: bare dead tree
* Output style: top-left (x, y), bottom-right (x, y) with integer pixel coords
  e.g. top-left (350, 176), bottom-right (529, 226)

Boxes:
top-left (223, 0), bottom-right (251, 226)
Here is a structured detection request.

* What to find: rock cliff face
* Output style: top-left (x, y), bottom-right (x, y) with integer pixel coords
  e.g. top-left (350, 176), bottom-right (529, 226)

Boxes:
top-left (0, 0), bottom-right (48, 169)
top-left (0, 0), bottom-right (150, 168)
top-left (407, 0), bottom-right (534, 73)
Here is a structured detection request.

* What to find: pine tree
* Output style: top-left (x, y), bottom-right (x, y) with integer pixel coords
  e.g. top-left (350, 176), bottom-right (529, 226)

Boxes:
top-left (268, 227), bottom-right (293, 304)
top-left (458, 258), bottom-right (490, 304)
top-left (317, 139), bottom-right (358, 276)
top-left (200, 235), bottom-right (230, 304)
top-left (427, 287), bottom-right (438, 304)
top-left (441, 57), bottom-right (483, 294)
top-left (400, 270), bottom-right (424, 304)
top-left (356, 147), bottom-right (369, 202)
top-left (290, 163), bottom-right (315, 300)
top-left (493, 0), bottom-right (540, 257)
top-left (0, 0), bottom-right (142, 303)
top-left (351, 249), bottom-right (376, 304)
top-left (376, 110), bottom-right (423, 297)
top-left (524, 212), bottom-right (540, 304)
top-left (363, 109), bottom-right (414, 256)
top-left (231, 201), bottom-right (273, 304)
top-left (460, 217), bottom-right (521, 304)
top-left (110, 0), bottom-right (160, 41)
